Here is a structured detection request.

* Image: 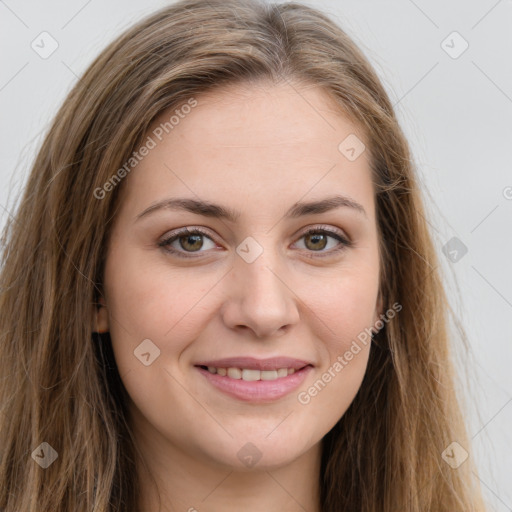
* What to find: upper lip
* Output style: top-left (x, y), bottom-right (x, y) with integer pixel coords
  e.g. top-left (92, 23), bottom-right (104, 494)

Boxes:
top-left (194, 357), bottom-right (313, 371)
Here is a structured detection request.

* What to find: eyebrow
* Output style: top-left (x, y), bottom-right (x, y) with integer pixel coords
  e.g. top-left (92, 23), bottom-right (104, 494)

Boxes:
top-left (135, 194), bottom-right (367, 223)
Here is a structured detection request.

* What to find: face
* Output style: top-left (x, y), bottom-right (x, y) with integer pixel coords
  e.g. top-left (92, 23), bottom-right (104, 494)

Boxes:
top-left (97, 80), bottom-right (383, 472)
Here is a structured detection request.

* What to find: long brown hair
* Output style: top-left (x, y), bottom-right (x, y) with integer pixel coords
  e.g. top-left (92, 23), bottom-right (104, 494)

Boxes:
top-left (0, 0), bottom-right (487, 510)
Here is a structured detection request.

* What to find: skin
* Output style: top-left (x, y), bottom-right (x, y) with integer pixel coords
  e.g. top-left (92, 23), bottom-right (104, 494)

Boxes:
top-left (95, 79), bottom-right (383, 512)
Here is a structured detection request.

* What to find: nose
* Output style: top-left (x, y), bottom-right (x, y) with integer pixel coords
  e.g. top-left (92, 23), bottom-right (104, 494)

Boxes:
top-left (220, 251), bottom-right (301, 339)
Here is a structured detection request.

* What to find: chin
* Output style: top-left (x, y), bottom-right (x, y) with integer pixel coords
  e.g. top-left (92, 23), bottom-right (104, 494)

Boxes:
top-left (201, 435), bottom-right (315, 472)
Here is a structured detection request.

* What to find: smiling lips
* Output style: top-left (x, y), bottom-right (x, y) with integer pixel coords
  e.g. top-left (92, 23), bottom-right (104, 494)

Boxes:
top-left (195, 356), bottom-right (311, 380)
top-left (204, 366), bottom-right (296, 381)
top-left (194, 357), bottom-right (313, 402)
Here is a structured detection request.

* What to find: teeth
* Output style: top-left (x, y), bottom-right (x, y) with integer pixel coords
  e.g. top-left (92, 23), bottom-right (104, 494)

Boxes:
top-left (227, 367), bottom-right (242, 379)
top-left (242, 369), bottom-right (260, 381)
top-left (204, 366), bottom-right (301, 381)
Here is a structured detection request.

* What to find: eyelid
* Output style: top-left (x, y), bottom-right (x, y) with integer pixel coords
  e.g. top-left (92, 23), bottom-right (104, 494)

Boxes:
top-left (295, 224), bottom-right (350, 242)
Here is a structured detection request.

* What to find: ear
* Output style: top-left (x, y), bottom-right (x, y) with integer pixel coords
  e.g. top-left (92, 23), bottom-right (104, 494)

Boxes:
top-left (93, 295), bottom-right (110, 334)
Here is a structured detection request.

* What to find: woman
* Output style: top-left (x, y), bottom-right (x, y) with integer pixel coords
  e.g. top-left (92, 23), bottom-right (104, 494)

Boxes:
top-left (0, 0), bottom-right (487, 510)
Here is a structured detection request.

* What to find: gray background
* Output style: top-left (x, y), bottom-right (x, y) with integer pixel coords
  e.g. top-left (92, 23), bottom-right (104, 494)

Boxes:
top-left (1, 0), bottom-right (511, 509)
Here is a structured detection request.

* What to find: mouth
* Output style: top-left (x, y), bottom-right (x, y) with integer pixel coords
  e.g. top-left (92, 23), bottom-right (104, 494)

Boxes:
top-left (196, 365), bottom-right (307, 381)
top-left (194, 357), bottom-right (314, 402)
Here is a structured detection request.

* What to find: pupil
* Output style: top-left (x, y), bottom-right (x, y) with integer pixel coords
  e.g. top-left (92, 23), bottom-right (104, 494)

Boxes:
top-left (307, 233), bottom-right (326, 250)
top-left (181, 234), bottom-right (203, 251)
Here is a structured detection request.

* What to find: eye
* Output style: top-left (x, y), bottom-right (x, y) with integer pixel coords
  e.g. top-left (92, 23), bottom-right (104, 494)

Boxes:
top-left (293, 226), bottom-right (352, 257)
top-left (158, 225), bottom-right (352, 258)
top-left (158, 227), bottom-right (218, 257)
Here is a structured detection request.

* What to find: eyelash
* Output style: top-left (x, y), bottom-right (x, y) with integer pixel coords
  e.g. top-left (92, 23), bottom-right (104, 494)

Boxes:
top-left (158, 225), bottom-right (352, 259)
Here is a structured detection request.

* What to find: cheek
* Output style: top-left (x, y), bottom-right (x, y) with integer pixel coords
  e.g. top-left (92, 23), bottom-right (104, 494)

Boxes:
top-left (103, 247), bottom-right (220, 373)
top-left (310, 261), bottom-right (379, 344)
top-left (296, 279), bottom-right (374, 428)
top-left (298, 264), bottom-right (377, 411)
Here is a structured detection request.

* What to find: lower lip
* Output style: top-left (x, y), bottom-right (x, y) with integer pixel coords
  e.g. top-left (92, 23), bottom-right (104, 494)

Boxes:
top-left (196, 366), bottom-right (313, 403)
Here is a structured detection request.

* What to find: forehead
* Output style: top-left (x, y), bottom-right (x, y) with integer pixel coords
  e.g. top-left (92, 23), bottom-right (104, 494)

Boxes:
top-left (157, 80), bottom-right (364, 155)
top-left (118, 80), bottom-right (375, 221)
